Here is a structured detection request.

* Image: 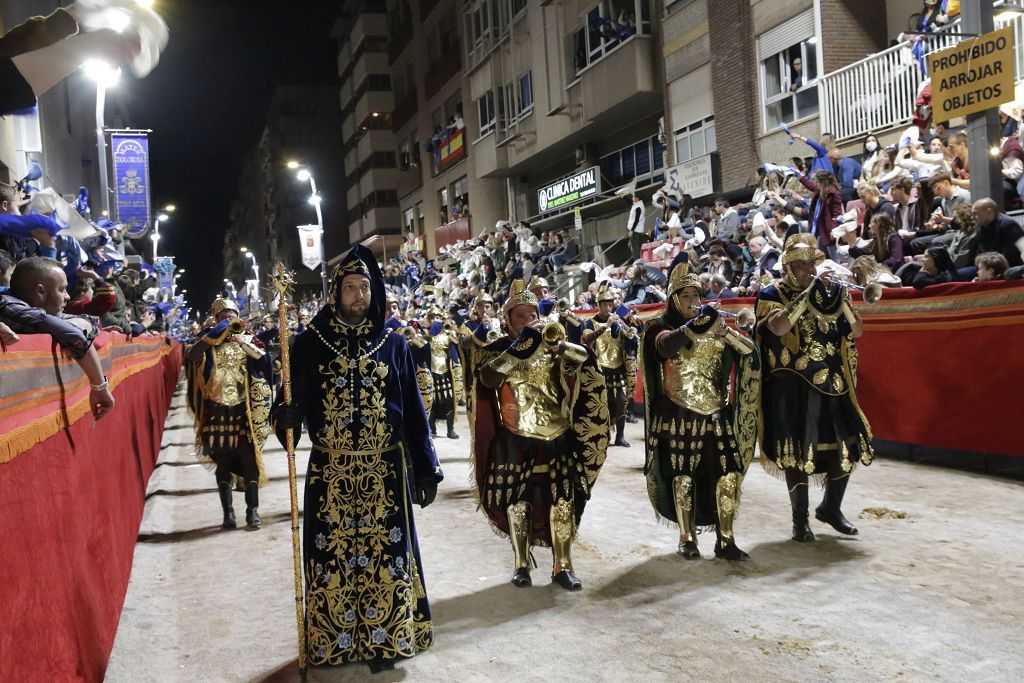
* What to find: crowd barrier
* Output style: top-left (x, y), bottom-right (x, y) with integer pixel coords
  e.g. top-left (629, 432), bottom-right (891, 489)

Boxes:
top-left (622, 280), bottom-right (1024, 469)
top-left (0, 332), bottom-right (182, 682)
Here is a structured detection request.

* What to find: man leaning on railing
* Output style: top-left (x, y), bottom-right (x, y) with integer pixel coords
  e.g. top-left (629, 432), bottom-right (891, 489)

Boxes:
top-left (0, 256), bottom-right (115, 419)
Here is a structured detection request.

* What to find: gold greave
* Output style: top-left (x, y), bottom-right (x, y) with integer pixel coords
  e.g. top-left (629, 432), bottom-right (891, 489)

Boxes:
top-left (507, 502), bottom-right (532, 570)
top-left (549, 498), bottom-right (575, 573)
top-left (716, 472), bottom-right (742, 542)
top-left (672, 475), bottom-right (697, 544)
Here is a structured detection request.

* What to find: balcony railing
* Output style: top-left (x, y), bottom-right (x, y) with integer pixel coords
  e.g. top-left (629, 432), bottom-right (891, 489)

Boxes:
top-left (819, 15), bottom-right (1024, 142)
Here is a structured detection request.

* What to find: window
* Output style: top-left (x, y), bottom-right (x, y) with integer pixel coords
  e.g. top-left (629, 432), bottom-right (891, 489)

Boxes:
top-left (758, 11), bottom-right (819, 130)
top-left (477, 91), bottom-right (496, 137)
top-left (404, 207), bottom-right (415, 230)
top-left (511, 0), bottom-right (526, 18)
top-left (599, 135), bottom-right (665, 190)
top-left (439, 187), bottom-right (450, 224)
top-left (674, 116), bottom-right (716, 163)
top-left (519, 72), bottom-right (533, 114)
top-left (568, 0), bottom-right (648, 80)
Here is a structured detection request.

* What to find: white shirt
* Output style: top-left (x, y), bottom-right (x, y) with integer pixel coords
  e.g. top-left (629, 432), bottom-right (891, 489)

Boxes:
top-left (628, 200), bottom-right (646, 234)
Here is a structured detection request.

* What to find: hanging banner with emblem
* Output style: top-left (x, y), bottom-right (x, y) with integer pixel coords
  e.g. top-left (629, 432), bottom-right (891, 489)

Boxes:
top-left (153, 256), bottom-right (175, 295)
top-left (297, 224), bottom-right (323, 270)
top-left (110, 132), bottom-right (152, 239)
top-left (928, 27), bottom-right (1016, 120)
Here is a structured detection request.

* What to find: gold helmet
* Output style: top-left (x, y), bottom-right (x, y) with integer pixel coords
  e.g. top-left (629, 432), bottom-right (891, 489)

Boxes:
top-left (210, 297), bottom-right (240, 319)
top-left (596, 283), bottom-right (617, 303)
top-left (502, 277), bottom-right (539, 317)
top-left (528, 275), bottom-right (550, 294)
top-left (780, 233), bottom-right (819, 266)
top-left (666, 253), bottom-right (701, 298)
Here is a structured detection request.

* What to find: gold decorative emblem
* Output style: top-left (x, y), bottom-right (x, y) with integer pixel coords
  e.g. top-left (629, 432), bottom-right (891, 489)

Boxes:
top-left (812, 368), bottom-right (829, 385)
top-left (808, 343), bottom-right (827, 362)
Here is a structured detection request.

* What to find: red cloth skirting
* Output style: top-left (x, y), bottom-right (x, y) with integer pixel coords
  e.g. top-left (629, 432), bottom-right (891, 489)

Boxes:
top-left (0, 333), bottom-right (182, 682)
top-left (628, 281), bottom-right (1024, 460)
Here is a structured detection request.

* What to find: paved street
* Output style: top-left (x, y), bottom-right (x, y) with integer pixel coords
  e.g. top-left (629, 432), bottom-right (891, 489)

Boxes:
top-left (107, 385), bottom-right (1024, 682)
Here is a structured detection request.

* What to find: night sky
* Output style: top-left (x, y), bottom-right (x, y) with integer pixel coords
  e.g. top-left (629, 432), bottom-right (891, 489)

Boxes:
top-left (123, 0), bottom-right (340, 312)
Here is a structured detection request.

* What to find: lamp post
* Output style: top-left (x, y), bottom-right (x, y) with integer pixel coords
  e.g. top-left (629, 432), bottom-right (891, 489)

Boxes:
top-left (241, 247), bottom-right (260, 310)
top-left (151, 211), bottom-right (169, 260)
top-left (83, 60), bottom-right (120, 251)
top-left (289, 161), bottom-right (329, 299)
top-left (172, 271), bottom-right (182, 296)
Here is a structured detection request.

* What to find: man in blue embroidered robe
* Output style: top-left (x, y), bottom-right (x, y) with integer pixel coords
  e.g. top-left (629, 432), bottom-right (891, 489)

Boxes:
top-left (274, 245), bottom-right (443, 674)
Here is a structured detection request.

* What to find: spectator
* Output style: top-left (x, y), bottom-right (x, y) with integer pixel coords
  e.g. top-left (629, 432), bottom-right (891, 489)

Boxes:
top-left (902, 136), bottom-right (949, 181)
top-left (738, 235), bottom-right (778, 294)
top-left (857, 182), bottom-right (896, 237)
top-left (626, 193), bottom-right (646, 261)
top-left (548, 228), bottom-right (578, 273)
top-left (829, 146), bottom-right (863, 203)
top-left (705, 274), bottom-right (736, 300)
top-left (0, 249), bottom-right (14, 293)
top-left (999, 134), bottom-right (1024, 202)
top-left (947, 204), bottom-right (980, 270)
top-left (871, 147), bottom-right (909, 191)
top-left (790, 132), bottom-right (835, 174)
top-left (910, 172), bottom-right (971, 253)
top-left (712, 198), bottom-right (741, 253)
top-left (859, 135), bottom-right (882, 182)
top-left (947, 132), bottom-right (970, 189)
top-left (972, 198), bottom-right (1024, 268)
top-left (797, 169), bottom-right (844, 255)
top-left (705, 244), bottom-right (735, 285)
top-left (851, 214), bottom-right (903, 273)
top-left (891, 177), bottom-right (921, 238)
top-left (974, 251), bottom-right (1009, 281)
top-left (0, 256), bottom-right (114, 418)
top-left (912, 245), bottom-right (958, 288)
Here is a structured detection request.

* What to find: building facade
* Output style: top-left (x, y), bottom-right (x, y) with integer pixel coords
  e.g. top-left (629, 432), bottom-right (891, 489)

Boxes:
top-left (224, 86), bottom-right (346, 298)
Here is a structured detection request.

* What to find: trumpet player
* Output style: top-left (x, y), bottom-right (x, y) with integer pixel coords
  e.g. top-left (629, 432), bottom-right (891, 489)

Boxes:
top-left (582, 285), bottom-right (638, 447)
top-left (423, 305), bottom-right (462, 439)
top-left (471, 276), bottom-right (609, 590)
top-left (186, 298), bottom-right (273, 530)
top-left (640, 253), bottom-right (760, 560)
top-left (458, 293), bottom-right (500, 414)
top-left (755, 234), bottom-right (874, 543)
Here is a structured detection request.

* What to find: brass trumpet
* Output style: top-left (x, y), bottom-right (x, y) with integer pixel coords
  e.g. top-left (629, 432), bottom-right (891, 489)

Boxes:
top-left (556, 298), bottom-right (571, 313)
top-left (486, 327), bottom-right (501, 342)
top-left (400, 326), bottom-right (417, 342)
top-left (542, 321), bottom-right (566, 345)
top-left (846, 281), bottom-right (884, 304)
top-left (228, 318), bottom-right (246, 334)
top-left (718, 308), bottom-right (756, 332)
top-left (442, 320), bottom-right (456, 334)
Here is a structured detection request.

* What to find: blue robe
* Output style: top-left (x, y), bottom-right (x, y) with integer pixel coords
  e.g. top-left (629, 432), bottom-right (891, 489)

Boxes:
top-left (289, 307), bottom-right (443, 666)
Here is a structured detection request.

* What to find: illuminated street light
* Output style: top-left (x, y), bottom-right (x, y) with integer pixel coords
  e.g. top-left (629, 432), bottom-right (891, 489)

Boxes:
top-left (308, 193), bottom-right (321, 205)
top-left (286, 160), bottom-right (300, 169)
top-left (291, 163), bottom-right (328, 298)
top-left (83, 60), bottom-right (121, 255)
top-left (164, 204), bottom-right (176, 212)
top-left (296, 168), bottom-right (311, 182)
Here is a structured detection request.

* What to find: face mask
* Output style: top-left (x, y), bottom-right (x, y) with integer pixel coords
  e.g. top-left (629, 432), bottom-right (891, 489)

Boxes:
top-left (866, 141), bottom-right (878, 152)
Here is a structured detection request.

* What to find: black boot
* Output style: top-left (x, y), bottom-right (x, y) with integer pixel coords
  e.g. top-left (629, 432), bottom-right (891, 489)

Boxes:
top-left (244, 482), bottom-right (261, 530)
top-left (429, 420), bottom-right (437, 437)
top-left (218, 482), bottom-right (236, 530)
top-left (446, 414), bottom-right (459, 439)
top-left (789, 484), bottom-right (815, 542)
top-left (552, 569), bottom-right (582, 591)
top-left (511, 567), bottom-right (532, 587)
top-left (816, 476), bottom-right (859, 535)
top-left (612, 416), bottom-right (630, 447)
top-left (368, 660), bottom-right (396, 674)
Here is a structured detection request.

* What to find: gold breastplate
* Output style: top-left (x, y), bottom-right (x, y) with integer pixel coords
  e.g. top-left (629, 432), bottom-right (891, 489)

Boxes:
top-left (661, 334), bottom-right (726, 415)
top-left (430, 333), bottom-right (450, 374)
top-left (208, 341), bottom-right (247, 407)
top-left (497, 351), bottom-right (570, 441)
top-left (593, 328), bottom-right (624, 369)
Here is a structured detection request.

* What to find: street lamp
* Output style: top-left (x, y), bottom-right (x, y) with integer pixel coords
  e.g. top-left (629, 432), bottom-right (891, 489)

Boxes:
top-left (292, 163), bottom-right (328, 299)
top-left (83, 59), bottom-right (120, 254)
top-left (241, 246), bottom-right (260, 310)
top-left (151, 211), bottom-right (170, 260)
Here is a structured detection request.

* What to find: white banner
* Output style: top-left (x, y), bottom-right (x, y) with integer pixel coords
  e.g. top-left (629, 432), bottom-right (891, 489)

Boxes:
top-left (297, 224), bottom-right (322, 270)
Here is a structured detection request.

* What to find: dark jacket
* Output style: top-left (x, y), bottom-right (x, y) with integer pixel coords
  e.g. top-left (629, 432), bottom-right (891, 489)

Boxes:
top-left (978, 213), bottom-right (1024, 267)
top-left (0, 293), bottom-right (95, 359)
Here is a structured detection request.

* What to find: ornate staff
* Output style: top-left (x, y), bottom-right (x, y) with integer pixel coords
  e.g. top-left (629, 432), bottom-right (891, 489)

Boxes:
top-left (270, 263), bottom-right (307, 676)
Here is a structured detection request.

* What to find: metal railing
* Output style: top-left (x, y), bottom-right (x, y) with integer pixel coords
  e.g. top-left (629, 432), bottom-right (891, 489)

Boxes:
top-left (819, 15), bottom-right (1024, 142)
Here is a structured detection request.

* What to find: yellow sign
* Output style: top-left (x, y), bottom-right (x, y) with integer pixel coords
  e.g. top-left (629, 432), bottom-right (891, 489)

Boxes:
top-left (928, 27), bottom-right (1016, 120)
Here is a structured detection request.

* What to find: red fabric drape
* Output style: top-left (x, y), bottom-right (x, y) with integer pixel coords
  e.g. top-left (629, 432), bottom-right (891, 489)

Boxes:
top-left (0, 337), bottom-right (182, 682)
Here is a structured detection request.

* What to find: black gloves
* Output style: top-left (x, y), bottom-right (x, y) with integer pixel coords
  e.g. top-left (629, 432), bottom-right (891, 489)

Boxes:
top-left (272, 402), bottom-right (304, 448)
top-left (416, 480), bottom-right (438, 508)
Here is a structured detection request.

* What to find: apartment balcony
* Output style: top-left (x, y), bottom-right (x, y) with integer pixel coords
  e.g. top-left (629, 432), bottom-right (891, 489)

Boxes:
top-left (578, 36), bottom-right (661, 129)
top-left (356, 129), bottom-right (395, 163)
top-left (392, 88), bottom-right (419, 131)
top-left (355, 91), bottom-right (395, 124)
top-left (354, 206), bottom-right (401, 238)
top-left (434, 216), bottom-right (471, 251)
top-left (349, 11), bottom-right (387, 51)
top-left (425, 47), bottom-right (462, 99)
top-left (820, 15), bottom-right (1024, 142)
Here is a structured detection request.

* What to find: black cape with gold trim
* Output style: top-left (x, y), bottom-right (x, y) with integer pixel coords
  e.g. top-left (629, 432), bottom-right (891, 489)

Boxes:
top-left (468, 332), bottom-right (609, 546)
top-left (639, 306), bottom-right (760, 525)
